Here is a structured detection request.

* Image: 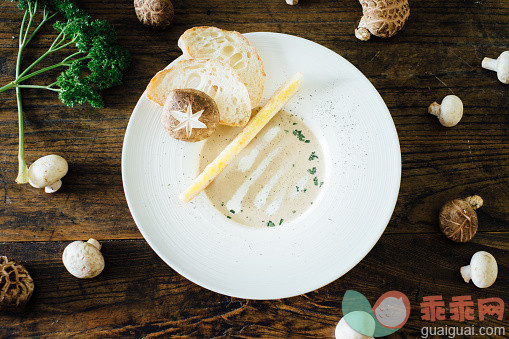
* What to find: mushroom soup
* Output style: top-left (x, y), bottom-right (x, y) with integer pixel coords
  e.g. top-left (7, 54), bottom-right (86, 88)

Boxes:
top-left (198, 110), bottom-right (324, 227)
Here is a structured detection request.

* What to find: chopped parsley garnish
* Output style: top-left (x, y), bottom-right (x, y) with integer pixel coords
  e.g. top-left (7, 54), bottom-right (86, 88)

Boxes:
top-left (284, 129), bottom-right (289, 133)
top-left (226, 216), bottom-right (231, 219)
top-left (303, 188), bottom-right (307, 192)
top-left (279, 219), bottom-right (284, 225)
top-left (313, 177), bottom-right (319, 186)
top-left (229, 209), bottom-right (236, 214)
top-left (308, 167), bottom-right (317, 175)
top-left (295, 186), bottom-right (300, 192)
top-left (221, 202), bottom-right (224, 206)
top-left (309, 152), bottom-right (319, 161)
top-left (293, 122), bottom-right (297, 125)
top-left (267, 221), bottom-right (276, 227)
top-left (320, 181), bottom-right (324, 187)
top-left (293, 129), bottom-right (305, 141)
top-left (293, 129), bottom-right (310, 143)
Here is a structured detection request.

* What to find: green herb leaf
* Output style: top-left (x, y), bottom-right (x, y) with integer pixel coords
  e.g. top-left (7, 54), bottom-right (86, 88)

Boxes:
top-left (313, 177), bottom-right (319, 186)
top-left (267, 221), bottom-right (276, 227)
top-left (279, 219), bottom-right (283, 225)
top-left (309, 152), bottom-right (319, 161)
top-left (308, 167), bottom-right (316, 175)
top-left (229, 209), bottom-right (235, 214)
top-left (293, 129), bottom-right (306, 141)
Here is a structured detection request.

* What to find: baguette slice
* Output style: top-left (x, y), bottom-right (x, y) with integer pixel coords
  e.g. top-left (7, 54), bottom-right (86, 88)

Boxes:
top-left (178, 26), bottom-right (266, 107)
top-left (147, 59), bottom-right (251, 126)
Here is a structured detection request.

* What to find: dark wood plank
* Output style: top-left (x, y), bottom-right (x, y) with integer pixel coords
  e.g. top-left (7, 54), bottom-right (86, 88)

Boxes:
top-left (0, 234), bottom-right (507, 337)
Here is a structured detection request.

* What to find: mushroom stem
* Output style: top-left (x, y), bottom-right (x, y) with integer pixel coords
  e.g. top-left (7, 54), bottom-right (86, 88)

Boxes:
top-left (464, 195), bottom-right (483, 210)
top-left (482, 57), bottom-right (497, 72)
top-left (428, 101), bottom-right (441, 117)
top-left (460, 265), bottom-right (471, 283)
top-left (355, 27), bottom-right (371, 41)
top-left (44, 179), bottom-right (62, 193)
top-left (87, 238), bottom-right (101, 250)
top-left (355, 17), bottom-right (371, 41)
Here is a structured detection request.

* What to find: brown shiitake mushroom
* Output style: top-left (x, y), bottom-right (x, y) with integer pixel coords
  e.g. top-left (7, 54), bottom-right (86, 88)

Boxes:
top-left (355, 0), bottom-right (410, 41)
top-left (161, 89), bottom-right (220, 142)
top-left (439, 195), bottom-right (483, 242)
top-left (134, 0), bottom-right (174, 30)
top-left (0, 256), bottom-right (34, 312)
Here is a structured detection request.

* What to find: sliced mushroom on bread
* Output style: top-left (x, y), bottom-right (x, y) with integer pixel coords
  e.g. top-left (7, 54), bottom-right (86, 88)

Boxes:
top-left (178, 26), bottom-right (266, 108)
top-left (147, 58), bottom-right (251, 126)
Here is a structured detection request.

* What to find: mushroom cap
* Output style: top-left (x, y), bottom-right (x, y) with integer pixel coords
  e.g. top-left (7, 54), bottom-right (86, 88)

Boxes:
top-left (496, 51), bottom-right (509, 84)
top-left (357, 0), bottom-right (410, 39)
top-left (161, 89), bottom-right (220, 142)
top-left (439, 198), bottom-right (478, 242)
top-left (438, 95), bottom-right (463, 127)
top-left (28, 155), bottom-right (68, 189)
top-left (134, 0), bottom-right (174, 30)
top-left (469, 251), bottom-right (498, 288)
top-left (0, 256), bottom-right (34, 312)
top-left (62, 240), bottom-right (105, 279)
top-left (335, 313), bottom-right (375, 339)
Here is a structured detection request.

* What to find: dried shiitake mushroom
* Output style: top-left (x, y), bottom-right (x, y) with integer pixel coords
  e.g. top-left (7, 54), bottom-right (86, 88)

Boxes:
top-left (161, 89), bottom-right (220, 142)
top-left (439, 195), bottom-right (483, 242)
top-left (0, 256), bottom-right (34, 312)
top-left (134, 0), bottom-right (174, 30)
top-left (355, 0), bottom-right (410, 41)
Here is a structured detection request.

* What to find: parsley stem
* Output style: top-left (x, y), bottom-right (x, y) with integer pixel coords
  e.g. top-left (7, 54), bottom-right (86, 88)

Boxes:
top-left (17, 40), bottom-right (77, 80)
top-left (15, 84), bottom-right (61, 92)
top-left (14, 10), bottom-right (30, 184)
top-left (23, 11), bottom-right (58, 49)
top-left (17, 58), bottom-right (83, 84)
top-left (0, 81), bottom-right (16, 93)
top-left (21, 1), bottom-right (36, 46)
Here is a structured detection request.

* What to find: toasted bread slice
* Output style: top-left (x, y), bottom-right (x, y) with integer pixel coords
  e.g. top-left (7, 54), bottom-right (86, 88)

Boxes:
top-left (147, 59), bottom-right (251, 126)
top-left (178, 26), bottom-right (266, 107)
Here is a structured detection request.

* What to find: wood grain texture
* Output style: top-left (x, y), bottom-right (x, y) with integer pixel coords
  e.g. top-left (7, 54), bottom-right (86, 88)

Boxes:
top-left (0, 234), bottom-right (507, 338)
top-left (0, 0), bottom-right (507, 337)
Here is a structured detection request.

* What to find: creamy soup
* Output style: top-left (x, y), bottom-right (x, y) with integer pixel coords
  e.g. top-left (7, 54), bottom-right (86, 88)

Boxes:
top-left (198, 110), bottom-right (324, 227)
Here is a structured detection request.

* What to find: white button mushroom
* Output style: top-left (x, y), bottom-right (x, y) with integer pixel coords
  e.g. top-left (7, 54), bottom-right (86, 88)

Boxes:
top-left (335, 312), bottom-right (375, 339)
top-left (428, 95), bottom-right (463, 127)
top-left (62, 239), bottom-right (105, 279)
top-left (482, 51), bottom-right (509, 84)
top-left (28, 155), bottom-right (68, 193)
top-left (460, 251), bottom-right (498, 288)
top-left (286, 0), bottom-right (299, 4)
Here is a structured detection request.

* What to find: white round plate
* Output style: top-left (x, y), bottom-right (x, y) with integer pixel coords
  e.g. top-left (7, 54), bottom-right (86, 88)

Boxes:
top-left (122, 33), bottom-right (401, 299)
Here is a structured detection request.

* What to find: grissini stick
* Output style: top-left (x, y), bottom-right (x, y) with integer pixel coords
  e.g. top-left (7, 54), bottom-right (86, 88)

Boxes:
top-left (179, 72), bottom-right (303, 203)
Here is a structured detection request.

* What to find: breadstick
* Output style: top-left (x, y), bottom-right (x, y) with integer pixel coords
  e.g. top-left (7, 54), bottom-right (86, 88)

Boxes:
top-left (179, 72), bottom-right (303, 203)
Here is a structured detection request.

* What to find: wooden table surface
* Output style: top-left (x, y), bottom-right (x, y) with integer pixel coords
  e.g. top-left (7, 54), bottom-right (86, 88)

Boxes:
top-left (0, 0), bottom-right (508, 337)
